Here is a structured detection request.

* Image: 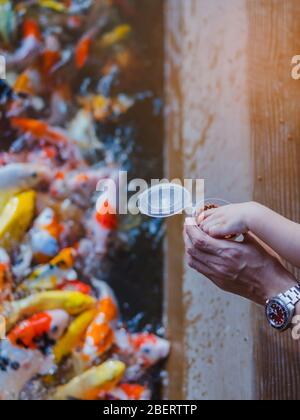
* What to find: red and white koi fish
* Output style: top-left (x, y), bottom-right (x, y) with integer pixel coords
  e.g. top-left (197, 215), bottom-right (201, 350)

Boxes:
top-left (82, 204), bottom-right (117, 256)
top-left (101, 383), bottom-right (151, 401)
top-left (8, 309), bottom-right (70, 350)
top-left (130, 333), bottom-right (170, 368)
top-left (4, 19), bottom-right (42, 69)
top-left (0, 340), bottom-right (53, 400)
top-left (115, 330), bottom-right (170, 380)
top-left (29, 208), bottom-right (64, 263)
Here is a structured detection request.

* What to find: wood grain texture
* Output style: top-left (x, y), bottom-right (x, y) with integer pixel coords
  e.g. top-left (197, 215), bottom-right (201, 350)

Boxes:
top-left (164, 0), bottom-right (185, 400)
top-left (248, 0), bottom-right (300, 400)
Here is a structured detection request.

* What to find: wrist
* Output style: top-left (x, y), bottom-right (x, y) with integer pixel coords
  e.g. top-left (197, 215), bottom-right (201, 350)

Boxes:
top-left (266, 263), bottom-right (298, 301)
top-left (244, 201), bottom-right (264, 231)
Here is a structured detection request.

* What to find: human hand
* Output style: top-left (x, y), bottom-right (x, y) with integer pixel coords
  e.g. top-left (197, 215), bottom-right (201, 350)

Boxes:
top-left (184, 218), bottom-right (297, 305)
top-left (198, 202), bottom-right (255, 238)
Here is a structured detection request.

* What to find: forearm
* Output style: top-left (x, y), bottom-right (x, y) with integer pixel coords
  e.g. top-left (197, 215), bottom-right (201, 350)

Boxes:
top-left (247, 203), bottom-right (300, 268)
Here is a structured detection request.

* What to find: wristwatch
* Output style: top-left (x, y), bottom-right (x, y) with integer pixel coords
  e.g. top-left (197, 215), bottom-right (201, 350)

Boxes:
top-left (265, 284), bottom-right (300, 331)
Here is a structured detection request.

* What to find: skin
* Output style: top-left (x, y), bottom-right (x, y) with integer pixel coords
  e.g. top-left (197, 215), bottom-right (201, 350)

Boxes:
top-left (200, 201), bottom-right (300, 269)
top-left (184, 218), bottom-right (300, 315)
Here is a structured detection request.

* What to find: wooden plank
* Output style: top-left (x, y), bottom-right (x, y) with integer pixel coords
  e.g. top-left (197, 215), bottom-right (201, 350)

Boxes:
top-left (164, 0), bottom-right (185, 400)
top-left (248, 0), bottom-right (300, 400)
top-left (165, 0), bottom-right (254, 399)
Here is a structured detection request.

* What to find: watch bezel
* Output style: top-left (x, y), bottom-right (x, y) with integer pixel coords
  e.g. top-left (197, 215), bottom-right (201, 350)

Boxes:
top-left (265, 297), bottom-right (293, 332)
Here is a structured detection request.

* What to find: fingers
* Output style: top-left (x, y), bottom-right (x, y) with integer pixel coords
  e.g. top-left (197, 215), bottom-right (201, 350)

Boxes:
top-left (197, 208), bottom-right (218, 224)
top-left (184, 218), bottom-right (228, 254)
top-left (187, 254), bottom-right (215, 278)
top-left (187, 245), bottom-right (222, 268)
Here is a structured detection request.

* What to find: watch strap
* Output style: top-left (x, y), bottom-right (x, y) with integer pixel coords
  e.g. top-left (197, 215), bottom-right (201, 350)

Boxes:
top-left (278, 284), bottom-right (300, 306)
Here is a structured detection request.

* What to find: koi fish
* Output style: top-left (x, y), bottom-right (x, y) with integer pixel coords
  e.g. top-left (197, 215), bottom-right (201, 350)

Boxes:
top-left (54, 309), bottom-right (96, 363)
top-left (130, 333), bottom-right (170, 368)
top-left (101, 383), bottom-right (151, 401)
top-left (19, 247), bottom-right (77, 292)
top-left (97, 65), bottom-right (120, 97)
top-left (4, 19), bottom-right (42, 69)
top-left (14, 66), bottom-right (43, 96)
top-left (49, 84), bottom-right (71, 126)
top-left (58, 281), bottom-right (91, 295)
top-left (4, 290), bottom-right (96, 330)
top-left (79, 94), bottom-right (134, 122)
top-left (100, 24), bottom-right (131, 49)
top-left (42, 34), bottom-right (61, 75)
top-left (68, 0), bottom-right (92, 14)
top-left (0, 163), bottom-right (49, 191)
top-left (80, 208), bottom-right (115, 257)
top-left (53, 360), bottom-right (126, 400)
top-left (11, 118), bottom-right (69, 145)
top-left (95, 200), bottom-right (118, 230)
top-left (8, 309), bottom-right (70, 350)
top-left (0, 163), bottom-right (48, 213)
top-left (29, 208), bottom-right (64, 263)
top-left (67, 109), bottom-right (102, 158)
top-left (38, 0), bottom-right (67, 12)
top-left (115, 330), bottom-right (170, 380)
top-left (75, 28), bottom-right (96, 69)
top-left (81, 283), bottom-right (118, 365)
top-left (0, 340), bottom-right (53, 400)
top-left (11, 244), bottom-right (33, 281)
top-left (0, 247), bottom-right (12, 304)
top-left (50, 167), bottom-right (116, 207)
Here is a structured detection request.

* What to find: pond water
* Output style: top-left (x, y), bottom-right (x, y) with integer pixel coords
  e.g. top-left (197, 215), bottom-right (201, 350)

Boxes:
top-left (0, 0), bottom-right (166, 400)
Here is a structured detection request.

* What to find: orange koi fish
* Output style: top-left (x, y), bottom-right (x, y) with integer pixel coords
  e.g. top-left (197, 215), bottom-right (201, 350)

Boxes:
top-left (75, 28), bottom-right (96, 69)
top-left (11, 118), bottom-right (69, 145)
top-left (81, 282), bottom-right (118, 364)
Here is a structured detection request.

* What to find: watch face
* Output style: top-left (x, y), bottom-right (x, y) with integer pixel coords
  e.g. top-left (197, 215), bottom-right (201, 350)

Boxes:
top-left (266, 298), bottom-right (290, 331)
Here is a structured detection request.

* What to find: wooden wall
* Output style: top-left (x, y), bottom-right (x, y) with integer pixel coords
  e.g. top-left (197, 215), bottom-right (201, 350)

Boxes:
top-left (165, 0), bottom-right (300, 400)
